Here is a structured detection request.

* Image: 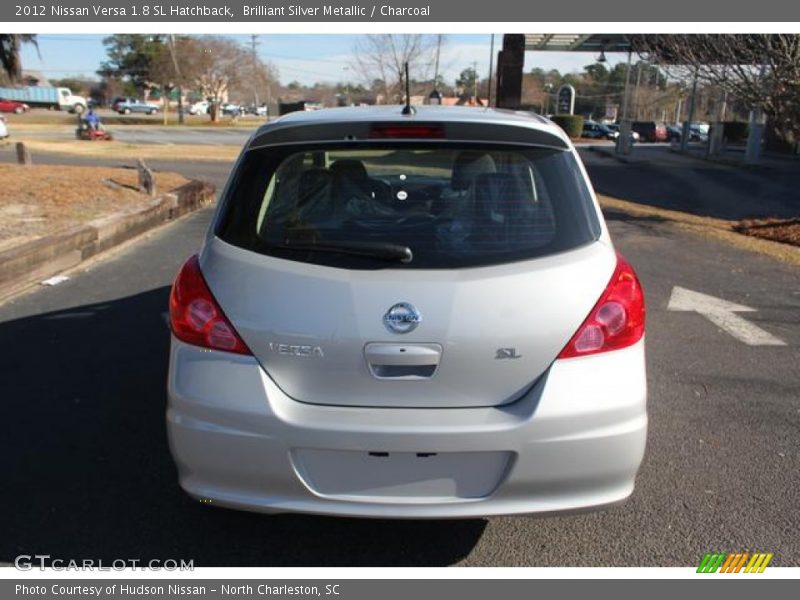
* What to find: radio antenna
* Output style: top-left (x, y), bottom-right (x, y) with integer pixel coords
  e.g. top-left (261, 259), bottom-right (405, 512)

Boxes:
top-left (401, 62), bottom-right (415, 115)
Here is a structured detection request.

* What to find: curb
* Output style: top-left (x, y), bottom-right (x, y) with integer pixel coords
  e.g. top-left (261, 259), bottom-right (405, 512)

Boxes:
top-left (0, 180), bottom-right (215, 301)
top-left (587, 145), bottom-right (648, 165)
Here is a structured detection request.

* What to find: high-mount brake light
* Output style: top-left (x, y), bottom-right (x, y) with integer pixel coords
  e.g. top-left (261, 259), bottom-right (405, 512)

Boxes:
top-left (169, 255), bottom-right (251, 355)
top-left (369, 125), bottom-right (445, 139)
top-left (558, 253), bottom-right (645, 359)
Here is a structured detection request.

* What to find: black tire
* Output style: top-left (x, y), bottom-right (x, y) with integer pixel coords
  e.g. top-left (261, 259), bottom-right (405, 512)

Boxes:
top-left (14, 106), bottom-right (24, 114)
top-left (123, 108), bottom-right (131, 115)
top-left (148, 109), bottom-right (156, 115)
top-left (73, 104), bottom-right (85, 115)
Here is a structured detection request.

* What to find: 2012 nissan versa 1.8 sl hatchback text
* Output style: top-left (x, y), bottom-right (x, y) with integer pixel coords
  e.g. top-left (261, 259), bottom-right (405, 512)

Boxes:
top-left (167, 106), bottom-right (647, 518)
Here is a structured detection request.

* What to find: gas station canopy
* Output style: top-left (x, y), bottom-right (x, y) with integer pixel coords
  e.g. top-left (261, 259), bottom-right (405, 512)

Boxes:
top-left (524, 34), bottom-right (634, 53)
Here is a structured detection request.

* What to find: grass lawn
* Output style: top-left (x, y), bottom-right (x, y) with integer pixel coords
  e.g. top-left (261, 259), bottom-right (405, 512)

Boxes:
top-left (0, 164), bottom-right (189, 252)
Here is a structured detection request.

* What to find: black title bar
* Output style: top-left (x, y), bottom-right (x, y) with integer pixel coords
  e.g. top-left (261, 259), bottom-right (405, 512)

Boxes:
top-left (5, 0), bottom-right (800, 22)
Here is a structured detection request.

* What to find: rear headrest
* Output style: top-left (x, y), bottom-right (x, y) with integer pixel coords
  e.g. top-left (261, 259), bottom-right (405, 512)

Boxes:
top-left (473, 173), bottom-right (529, 222)
top-left (330, 159), bottom-right (368, 183)
top-left (451, 151), bottom-right (497, 191)
top-left (297, 168), bottom-right (333, 207)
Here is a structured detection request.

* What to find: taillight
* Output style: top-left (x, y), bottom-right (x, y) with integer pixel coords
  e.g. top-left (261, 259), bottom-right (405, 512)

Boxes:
top-left (558, 253), bottom-right (645, 359)
top-left (169, 255), bottom-right (251, 355)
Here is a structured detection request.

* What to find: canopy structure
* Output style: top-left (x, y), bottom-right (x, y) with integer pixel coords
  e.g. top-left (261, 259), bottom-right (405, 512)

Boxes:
top-left (495, 34), bottom-right (637, 112)
top-left (523, 34), bottom-right (634, 54)
top-left (495, 33), bottom-right (764, 161)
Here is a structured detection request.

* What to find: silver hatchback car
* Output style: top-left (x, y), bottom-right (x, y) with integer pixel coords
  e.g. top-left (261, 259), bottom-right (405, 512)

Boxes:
top-left (167, 106), bottom-right (647, 518)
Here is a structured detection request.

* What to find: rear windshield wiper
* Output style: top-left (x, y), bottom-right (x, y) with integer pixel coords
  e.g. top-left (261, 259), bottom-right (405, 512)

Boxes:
top-left (264, 239), bottom-right (413, 263)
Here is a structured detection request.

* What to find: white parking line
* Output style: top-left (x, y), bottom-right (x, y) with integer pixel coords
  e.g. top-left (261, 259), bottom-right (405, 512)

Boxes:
top-left (668, 286), bottom-right (787, 346)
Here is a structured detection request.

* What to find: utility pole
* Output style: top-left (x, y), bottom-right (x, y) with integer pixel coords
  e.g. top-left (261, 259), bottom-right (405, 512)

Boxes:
top-left (342, 66), bottom-right (351, 106)
top-left (433, 34), bottom-right (442, 91)
top-left (745, 63), bottom-right (767, 164)
top-left (632, 61), bottom-right (642, 121)
top-left (168, 34), bottom-right (184, 125)
top-left (472, 61), bottom-right (479, 101)
top-left (251, 34), bottom-right (260, 111)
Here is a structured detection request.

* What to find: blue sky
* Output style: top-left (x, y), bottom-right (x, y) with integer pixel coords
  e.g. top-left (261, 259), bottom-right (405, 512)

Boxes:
top-left (21, 34), bottom-right (625, 87)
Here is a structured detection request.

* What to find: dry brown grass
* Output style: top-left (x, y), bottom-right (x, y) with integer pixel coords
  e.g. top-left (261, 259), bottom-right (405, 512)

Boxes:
top-left (13, 139), bottom-right (240, 162)
top-left (734, 218), bottom-right (800, 247)
top-left (0, 164), bottom-right (189, 250)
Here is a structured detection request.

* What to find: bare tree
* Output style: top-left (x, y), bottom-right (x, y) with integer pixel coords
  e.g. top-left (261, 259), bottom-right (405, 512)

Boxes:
top-left (638, 34), bottom-right (800, 147)
top-left (226, 57), bottom-right (280, 110)
top-left (185, 36), bottom-right (247, 122)
top-left (352, 35), bottom-right (438, 103)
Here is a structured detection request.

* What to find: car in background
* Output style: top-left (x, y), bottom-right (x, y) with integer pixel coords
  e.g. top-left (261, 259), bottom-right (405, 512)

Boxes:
top-left (581, 120), bottom-right (616, 140)
top-left (690, 123), bottom-right (709, 143)
top-left (0, 98), bottom-right (30, 114)
top-left (184, 101), bottom-right (209, 115)
top-left (220, 103), bottom-right (242, 116)
top-left (116, 99), bottom-right (160, 115)
top-left (166, 105), bottom-right (648, 518)
top-left (665, 124), bottom-right (683, 142)
top-left (605, 123), bottom-right (640, 143)
top-left (243, 104), bottom-right (268, 117)
top-left (631, 121), bottom-right (668, 143)
top-left (0, 115), bottom-right (8, 138)
top-left (110, 96), bottom-right (132, 112)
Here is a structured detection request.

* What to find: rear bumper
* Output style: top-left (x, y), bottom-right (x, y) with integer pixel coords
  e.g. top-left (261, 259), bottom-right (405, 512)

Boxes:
top-left (166, 337), bottom-right (647, 518)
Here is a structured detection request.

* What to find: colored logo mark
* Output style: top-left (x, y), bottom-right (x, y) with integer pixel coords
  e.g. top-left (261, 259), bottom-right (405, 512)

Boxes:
top-left (697, 552), bottom-right (773, 573)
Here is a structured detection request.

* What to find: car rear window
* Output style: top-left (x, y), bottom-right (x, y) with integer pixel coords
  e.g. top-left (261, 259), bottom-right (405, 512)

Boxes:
top-left (217, 143), bottom-right (601, 269)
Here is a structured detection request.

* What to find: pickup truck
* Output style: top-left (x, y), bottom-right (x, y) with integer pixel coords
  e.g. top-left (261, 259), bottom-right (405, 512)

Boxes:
top-left (0, 86), bottom-right (87, 113)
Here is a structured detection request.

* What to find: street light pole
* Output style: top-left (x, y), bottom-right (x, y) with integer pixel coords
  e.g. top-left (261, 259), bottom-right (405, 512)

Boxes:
top-left (616, 50), bottom-right (633, 155)
top-left (487, 34), bottom-right (495, 107)
top-left (681, 68), bottom-right (699, 153)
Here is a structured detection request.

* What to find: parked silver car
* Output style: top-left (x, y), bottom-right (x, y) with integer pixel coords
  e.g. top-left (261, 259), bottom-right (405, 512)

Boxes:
top-left (116, 99), bottom-right (160, 115)
top-left (167, 106), bottom-right (647, 518)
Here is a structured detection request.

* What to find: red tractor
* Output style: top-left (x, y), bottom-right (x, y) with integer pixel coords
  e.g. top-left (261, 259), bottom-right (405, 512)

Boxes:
top-left (76, 124), bottom-right (113, 141)
top-left (76, 113), bottom-right (113, 141)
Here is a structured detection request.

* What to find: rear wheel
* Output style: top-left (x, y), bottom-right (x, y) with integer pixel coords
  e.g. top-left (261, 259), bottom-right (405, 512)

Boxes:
top-left (123, 108), bottom-right (131, 115)
top-left (14, 106), bottom-right (24, 114)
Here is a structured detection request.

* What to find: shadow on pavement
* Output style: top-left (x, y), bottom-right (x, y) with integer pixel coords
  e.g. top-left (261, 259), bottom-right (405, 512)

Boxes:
top-left (583, 148), bottom-right (800, 221)
top-left (0, 287), bottom-right (486, 566)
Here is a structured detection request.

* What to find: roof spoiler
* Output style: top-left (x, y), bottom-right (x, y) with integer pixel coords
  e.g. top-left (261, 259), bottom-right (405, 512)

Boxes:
top-left (248, 121), bottom-right (569, 150)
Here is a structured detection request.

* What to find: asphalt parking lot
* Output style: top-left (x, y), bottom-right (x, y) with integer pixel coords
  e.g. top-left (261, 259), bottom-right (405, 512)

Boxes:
top-left (0, 146), bottom-right (798, 566)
